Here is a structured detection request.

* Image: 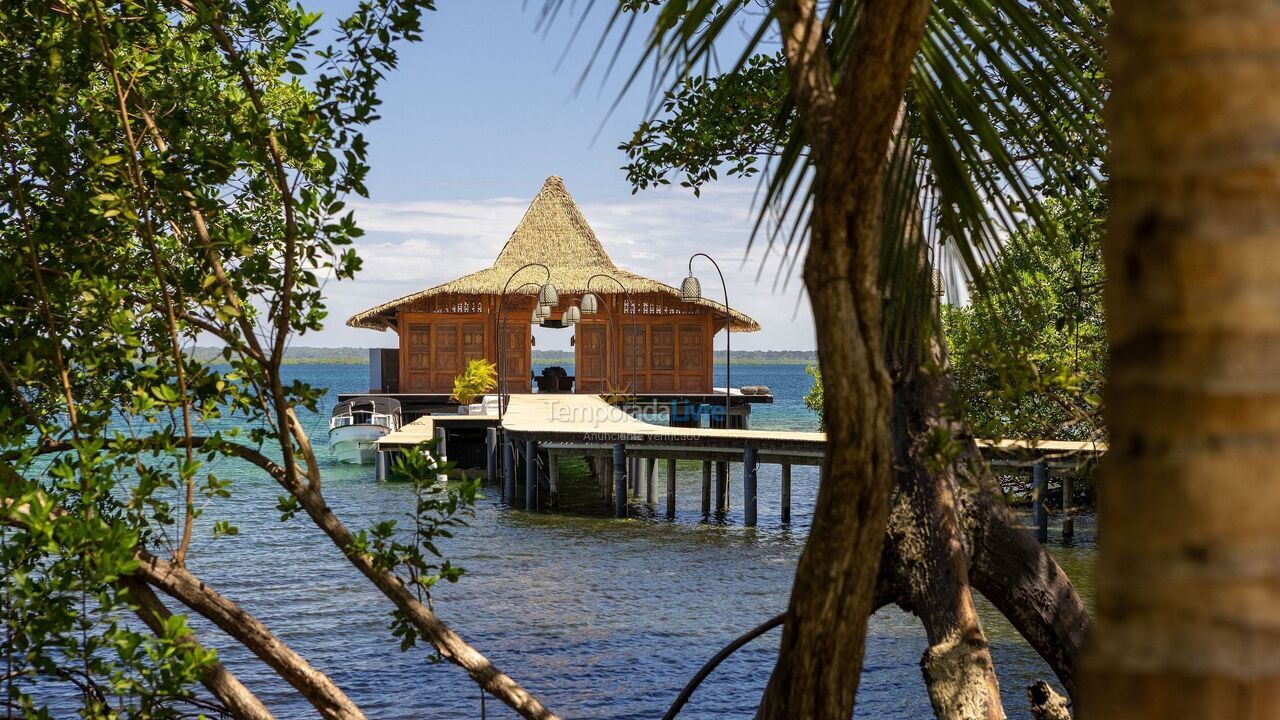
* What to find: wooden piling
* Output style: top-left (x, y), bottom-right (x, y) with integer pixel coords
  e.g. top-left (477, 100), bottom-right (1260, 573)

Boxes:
top-left (548, 451), bottom-right (560, 509)
top-left (485, 427), bottom-right (497, 482)
top-left (780, 463), bottom-right (791, 524)
top-left (743, 447), bottom-right (758, 526)
top-left (666, 458), bottom-right (677, 519)
top-left (522, 440), bottom-right (537, 507)
top-left (1062, 471), bottom-right (1075, 540)
top-left (715, 461), bottom-right (729, 514)
top-left (644, 458), bottom-right (656, 506)
top-left (525, 440), bottom-right (537, 510)
top-left (375, 449), bottom-right (386, 482)
top-left (602, 457), bottom-right (614, 511)
top-left (613, 444), bottom-right (627, 518)
top-left (434, 427), bottom-right (447, 463)
top-left (1033, 461), bottom-right (1048, 543)
top-left (700, 461), bottom-right (712, 517)
top-left (502, 437), bottom-right (515, 502)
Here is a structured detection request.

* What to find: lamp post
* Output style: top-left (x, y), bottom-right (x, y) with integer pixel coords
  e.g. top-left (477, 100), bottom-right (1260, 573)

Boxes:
top-left (496, 263), bottom-right (556, 418)
top-left (498, 280), bottom-right (544, 409)
top-left (682, 253), bottom-right (731, 426)
top-left (583, 273), bottom-right (639, 394)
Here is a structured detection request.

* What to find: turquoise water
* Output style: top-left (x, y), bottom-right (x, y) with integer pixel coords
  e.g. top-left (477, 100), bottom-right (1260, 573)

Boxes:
top-left (77, 364), bottom-right (1096, 718)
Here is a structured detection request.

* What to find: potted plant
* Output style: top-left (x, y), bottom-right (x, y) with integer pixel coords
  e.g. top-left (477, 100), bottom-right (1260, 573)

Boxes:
top-left (451, 358), bottom-right (498, 414)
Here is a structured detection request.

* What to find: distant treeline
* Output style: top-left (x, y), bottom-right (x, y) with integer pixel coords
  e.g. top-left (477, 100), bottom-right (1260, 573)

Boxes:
top-left (191, 347), bottom-right (818, 366)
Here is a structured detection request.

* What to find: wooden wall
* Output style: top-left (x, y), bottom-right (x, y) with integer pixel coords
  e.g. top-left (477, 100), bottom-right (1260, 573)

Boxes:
top-left (395, 294), bottom-right (716, 395)
top-left (573, 296), bottom-right (714, 394)
top-left (398, 304), bottom-right (532, 394)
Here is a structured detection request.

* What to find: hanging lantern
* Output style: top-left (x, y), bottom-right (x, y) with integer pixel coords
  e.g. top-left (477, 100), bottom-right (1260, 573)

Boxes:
top-left (538, 282), bottom-right (559, 306)
top-left (580, 292), bottom-right (599, 314)
top-left (680, 274), bottom-right (702, 302)
top-left (565, 306), bottom-right (581, 325)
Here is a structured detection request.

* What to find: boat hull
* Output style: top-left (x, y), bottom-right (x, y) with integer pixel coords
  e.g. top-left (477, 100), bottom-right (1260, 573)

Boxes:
top-left (329, 424), bottom-right (392, 464)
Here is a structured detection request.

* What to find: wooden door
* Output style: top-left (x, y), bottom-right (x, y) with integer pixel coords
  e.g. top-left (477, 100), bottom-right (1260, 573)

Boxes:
top-left (649, 323), bottom-right (676, 391)
top-left (502, 324), bottom-right (530, 393)
top-left (404, 322), bottom-right (431, 392)
top-left (575, 321), bottom-right (608, 393)
top-left (678, 321), bottom-right (710, 392)
top-left (433, 323), bottom-right (460, 391)
top-left (620, 324), bottom-right (647, 393)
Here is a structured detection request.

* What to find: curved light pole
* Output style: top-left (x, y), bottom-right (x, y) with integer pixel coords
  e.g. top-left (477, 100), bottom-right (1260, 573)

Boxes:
top-left (682, 253), bottom-right (731, 426)
top-left (498, 281), bottom-right (544, 416)
top-left (584, 273), bottom-right (639, 395)
top-left (496, 263), bottom-right (555, 417)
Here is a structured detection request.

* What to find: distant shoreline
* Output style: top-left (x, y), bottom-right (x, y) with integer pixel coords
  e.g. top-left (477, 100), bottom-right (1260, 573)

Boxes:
top-left (191, 347), bottom-right (818, 366)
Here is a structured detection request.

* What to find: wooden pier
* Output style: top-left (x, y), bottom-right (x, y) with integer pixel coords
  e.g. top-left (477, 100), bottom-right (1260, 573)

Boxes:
top-left (377, 394), bottom-right (820, 525)
top-left (375, 394), bottom-right (1104, 532)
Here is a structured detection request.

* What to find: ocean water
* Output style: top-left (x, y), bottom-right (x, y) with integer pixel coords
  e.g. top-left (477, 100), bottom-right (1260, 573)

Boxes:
top-left (31, 363), bottom-right (1096, 718)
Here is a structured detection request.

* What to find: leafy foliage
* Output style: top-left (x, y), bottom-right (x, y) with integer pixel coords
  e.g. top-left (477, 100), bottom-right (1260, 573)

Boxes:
top-left (609, 0), bottom-right (1108, 319)
top-left (0, 0), bottom-right (448, 714)
top-left (450, 358), bottom-right (498, 406)
top-left (943, 188), bottom-right (1106, 442)
top-left (803, 365), bottom-right (824, 431)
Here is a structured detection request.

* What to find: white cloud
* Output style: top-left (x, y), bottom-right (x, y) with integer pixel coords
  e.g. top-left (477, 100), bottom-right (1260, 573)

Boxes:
top-left (312, 183), bottom-right (816, 350)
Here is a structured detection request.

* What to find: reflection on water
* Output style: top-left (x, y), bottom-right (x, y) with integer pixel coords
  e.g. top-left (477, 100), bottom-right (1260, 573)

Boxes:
top-left (40, 363), bottom-right (1098, 718)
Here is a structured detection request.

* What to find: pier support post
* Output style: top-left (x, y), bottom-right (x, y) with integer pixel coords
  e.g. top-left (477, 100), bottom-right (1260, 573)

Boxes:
top-left (1032, 461), bottom-right (1049, 543)
top-left (548, 451), bottom-right (560, 509)
top-left (701, 461), bottom-right (711, 517)
top-left (613, 444), bottom-right (627, 518)
top-left (375, 450), bottom-right (387, 482)
top-left (1062, 472), bottom-right (1075, 540)
top-left (715, 461), bottom-right (729, 514)
top-left (525, 440), bottom-right (537, 511)
top-left (434, 427), bottom-right (447, 463)
top-left (485, 427), bottom-right (497, 482)
top-left (743, 448), bottom-right (758, 527)
top-left (644, 458), bottom-right (656, 506)
top-left (780, 463), bottom-right (791, 524)
top-left (502, 437), bottom-right (515, 502)
top-left (666, 458), bottom-right (677, 519)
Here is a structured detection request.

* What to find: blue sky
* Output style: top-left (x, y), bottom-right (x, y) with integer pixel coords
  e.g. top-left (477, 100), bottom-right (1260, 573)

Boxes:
top-left (308, 2), bottom-right (816, 351)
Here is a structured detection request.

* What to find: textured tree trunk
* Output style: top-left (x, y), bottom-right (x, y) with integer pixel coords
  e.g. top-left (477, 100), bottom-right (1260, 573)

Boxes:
top-left (882, 319), bottom-right (1005, 720)
top-left (1081, 0), bottom-right (1280, 716)
top-left (756, 2), bottom-right (930, 718)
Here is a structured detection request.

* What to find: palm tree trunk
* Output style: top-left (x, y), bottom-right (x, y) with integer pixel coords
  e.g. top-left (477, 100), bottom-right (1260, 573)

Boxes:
top-left (1081, 0), bottom-right (1280, 715)
top-left (756, 2), bottom-right (930, 717)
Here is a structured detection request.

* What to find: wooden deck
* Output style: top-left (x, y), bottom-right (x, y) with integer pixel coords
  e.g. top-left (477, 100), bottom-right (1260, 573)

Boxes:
top-left (377, 394), bottom-right (1104, 465)
top-left (373, 393), bottom-right (1105, 528)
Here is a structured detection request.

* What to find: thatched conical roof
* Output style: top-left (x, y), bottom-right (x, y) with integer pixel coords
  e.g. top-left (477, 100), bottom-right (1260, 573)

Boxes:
top-left (347, 176), bottom-right (760, 332)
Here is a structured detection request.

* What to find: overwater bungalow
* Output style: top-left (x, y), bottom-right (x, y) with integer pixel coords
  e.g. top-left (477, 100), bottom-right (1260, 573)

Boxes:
top-left (346, 175), bottom-right (760, 401)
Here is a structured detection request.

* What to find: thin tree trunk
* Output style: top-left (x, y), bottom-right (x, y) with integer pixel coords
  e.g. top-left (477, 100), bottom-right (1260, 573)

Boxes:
top-left (1081, 0), bottom-right (1280, 715)
top-left (120, 575), bottom-right (275, 720)
top-left (757, 2), bottom-right (930, 718)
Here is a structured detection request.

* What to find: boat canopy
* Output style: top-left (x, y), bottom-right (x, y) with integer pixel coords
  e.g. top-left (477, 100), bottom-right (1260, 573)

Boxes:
top-left (332, 396), bottom-right (402, 416)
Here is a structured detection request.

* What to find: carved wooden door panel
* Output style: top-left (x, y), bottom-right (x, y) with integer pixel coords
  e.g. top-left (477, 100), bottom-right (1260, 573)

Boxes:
top-left (575, 322), bottom-right (608, 393)
top-left (462, 323), bottom-right (486, 363)
top-left (502, 324), bottom-right (530, 393)
top-left (433, 323), bottom-right (460, 392)
top-left (679, 322), bottom-right (709, 392)
top-left (620, 324), bottom-right (647, 392)
top-left (404, 322), bottom-right (431, 392)
top-left (649, 324), bottom-right (676, 391)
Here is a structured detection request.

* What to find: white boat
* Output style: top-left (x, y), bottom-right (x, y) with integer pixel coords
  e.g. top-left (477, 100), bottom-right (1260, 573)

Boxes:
top-left (328, 396), bottom-right (402, 464)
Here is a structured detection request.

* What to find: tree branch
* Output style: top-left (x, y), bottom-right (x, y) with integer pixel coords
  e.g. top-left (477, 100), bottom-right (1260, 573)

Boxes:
top-left (119, 575), bottom-right (276, 720)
